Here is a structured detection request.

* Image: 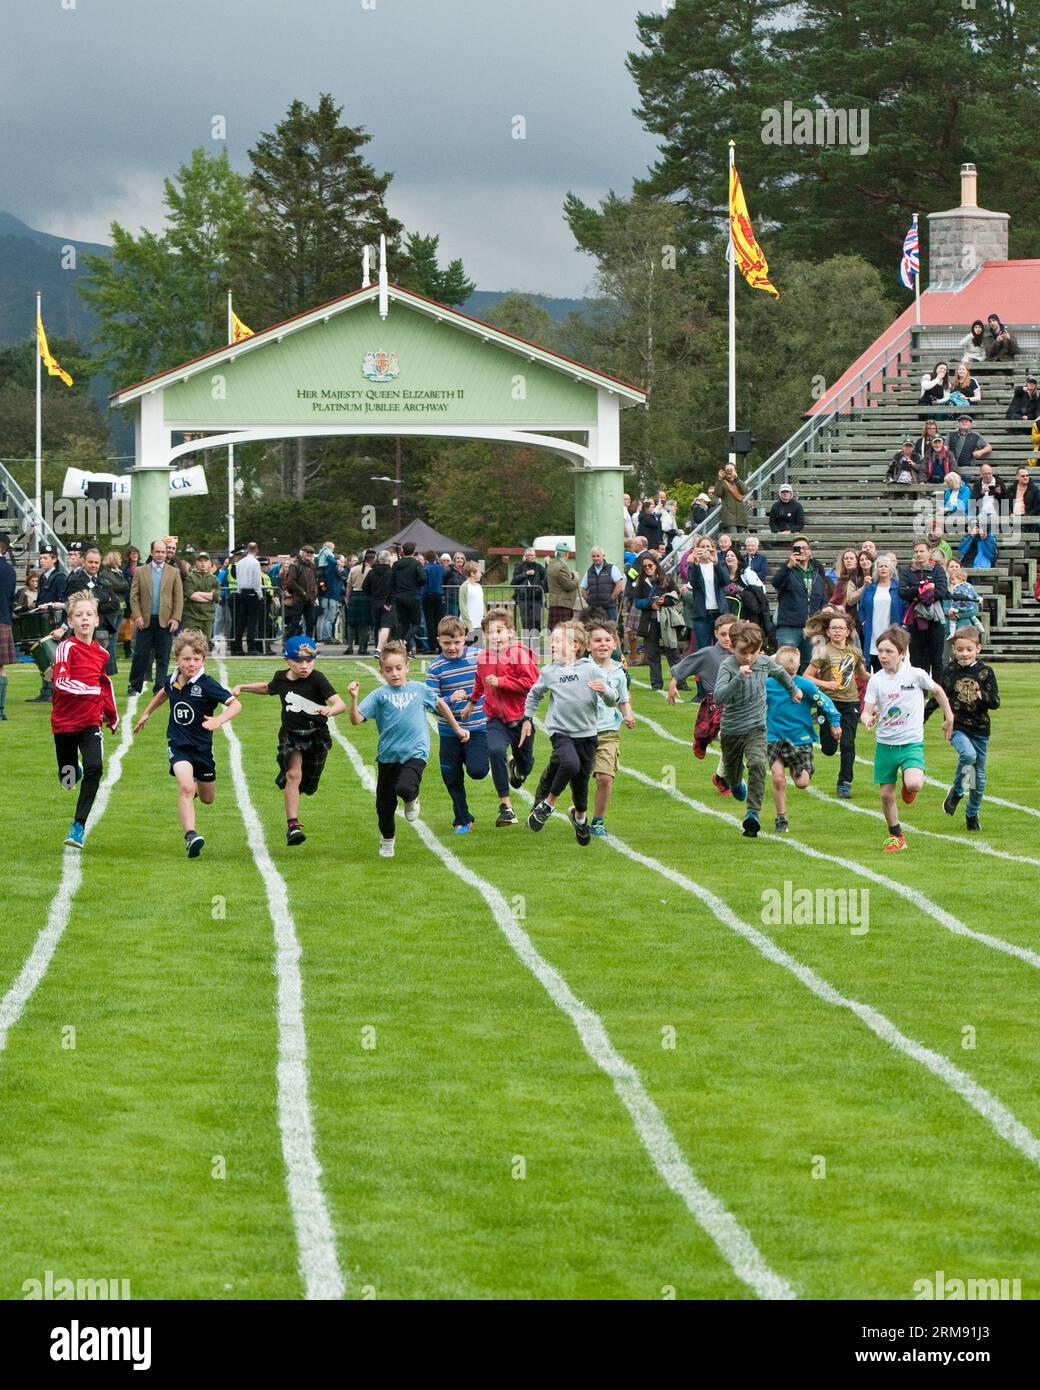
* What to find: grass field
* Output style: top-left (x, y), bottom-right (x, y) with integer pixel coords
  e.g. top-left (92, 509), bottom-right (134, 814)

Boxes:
top-left (1, 654), bottom-right (1038, 1301)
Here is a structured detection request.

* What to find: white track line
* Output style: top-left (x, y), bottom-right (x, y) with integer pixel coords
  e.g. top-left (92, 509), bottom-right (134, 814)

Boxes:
top-left (0, 694), bottom-right (139, 1052)
top-left (337, 674), bottom-right (795, 1299)
top-left (512, 784), bottom-right (1040, 1173)
top-left (852, 753), bottom-right (1040, 822)
top-left (623, 709), bottom-right (1040, 971)
top-left (219, 664), bottom-right (344, 1302)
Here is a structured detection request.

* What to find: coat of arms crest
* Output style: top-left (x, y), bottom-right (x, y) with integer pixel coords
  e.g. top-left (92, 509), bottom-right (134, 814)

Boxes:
top-left (362, 350), bottom-right (399, 383)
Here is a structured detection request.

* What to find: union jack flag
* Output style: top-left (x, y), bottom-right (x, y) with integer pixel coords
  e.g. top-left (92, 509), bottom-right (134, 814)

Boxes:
top-left (900, 215), bottom-right (920, 289)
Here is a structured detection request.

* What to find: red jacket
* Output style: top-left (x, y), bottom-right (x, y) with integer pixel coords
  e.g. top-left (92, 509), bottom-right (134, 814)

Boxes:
top-left (471, 641), bottom-right (539, 722)
top-left (50, 637), bottom-right (118, 734)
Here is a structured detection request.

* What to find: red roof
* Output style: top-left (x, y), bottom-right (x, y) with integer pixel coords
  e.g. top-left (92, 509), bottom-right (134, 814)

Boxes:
top-left (809, 260), bottom-right (1040, 416)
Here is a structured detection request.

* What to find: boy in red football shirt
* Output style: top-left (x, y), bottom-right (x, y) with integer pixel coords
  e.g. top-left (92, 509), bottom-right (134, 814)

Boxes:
top-left (458, 608), bottom-right (539, 826)
top-left (50, 592), bottom-right (119, 848)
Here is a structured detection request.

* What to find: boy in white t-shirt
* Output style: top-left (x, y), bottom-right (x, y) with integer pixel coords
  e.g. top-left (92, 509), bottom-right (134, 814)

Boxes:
top-left (861, 625), bottom-right (954, 852)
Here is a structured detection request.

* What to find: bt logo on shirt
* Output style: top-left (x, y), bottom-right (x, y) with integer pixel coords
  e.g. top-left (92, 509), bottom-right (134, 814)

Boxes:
top-left (173, 703), bottom-right (195, 726)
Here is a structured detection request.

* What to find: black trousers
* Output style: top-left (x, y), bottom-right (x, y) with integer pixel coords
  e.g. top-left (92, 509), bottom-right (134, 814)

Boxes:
top-left (643, 623), bottom-right (678, 690)
top-left (375, 757), bottom-right (425, 839)
top-left (422, 594), bottom-right (444, 649)
top-left (909, 622), bottom-right (945, 680)
top-left (129, 617), bottom-right (173, 692)
top-left (54, 726), bottom-right (104, 826)
top-left (547, 732), bottom-right (597, 813)
top-left (486, 716), bottom-right (534, 799)
top-left (235, 590), bottom-right (262, 653)
top-left (395, 595), bottom-right (422, 652)
top-left (819, 699), bottom-right (860, 784)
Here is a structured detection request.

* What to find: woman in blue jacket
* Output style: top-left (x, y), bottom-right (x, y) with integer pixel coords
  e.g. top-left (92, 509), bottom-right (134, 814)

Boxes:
top-left (959, 521), bottom-right (997, 569)
top-left (857, 556), bottom-right (906, 670)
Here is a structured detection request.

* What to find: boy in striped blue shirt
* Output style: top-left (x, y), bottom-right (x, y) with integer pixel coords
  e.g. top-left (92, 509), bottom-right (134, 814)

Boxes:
top-left (426, 615), bottom-right (490, 832)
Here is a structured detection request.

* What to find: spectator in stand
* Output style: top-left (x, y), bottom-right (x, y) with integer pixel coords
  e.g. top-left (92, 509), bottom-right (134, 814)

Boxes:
top-left (918, 361), bottom-right (950, 406)
top-left (742, 534), bottom-right (770, 582)
top-left (716, 534), bottom-right (734, 560)
top-left (363, 550), bottom-right (395, 654)
top-left (985, 313), bottom-right (1018, 360)
top-left (546, 543), bottom-right (581, 628)
top-left (886, 437), bottom-right (923, 487)
top-left (858, 556), bottom-right (906, 672)
top-left (1011, 465), bottom-right (1040, 525)
top-left (943, 471), bottom-right (971, 517)
top-left (899, 539), bottom-right (949, 678)
top-left (926, 520), bottom-right (953, 565)
top-left (580, 547), bottom-right (624, 622)
top-left (511, 547), bottom-right (546, 637)
top-left (957, 321), bottom-right (987, 364)
top-left (689, 492), bottom-right (711, 529)
top-left (860, 539), bottom-right (878, 563)
top-left (920, 433), bottom-right (952, 484)
top-left (660, 498), bottom-right (679, 544)
top-left (971, 463), bottom-right (1007, 519)
top-left (682, 537), bottom-right (729, 651)
top-left (636, 499), bottom-right (664, 549)
top-left (1005, 376), bottom-right (1040, 421)
top-left (442, 551), bottom-right (467, 617)
top-left (717, 463), bottom-right (749, 531)
top-left (947, 362), bottom-right (981, 408)
top-left (945, 414), bottom-right (991, 471)
top-left (830, 548), bottom-right (863, 612)
top-left (391, 541), bottom-right (425, 656)
top-left (772, 536), bottom-right (831, 670)
top-left (959, 518), bottom-right (998, 569)
top-left (768, 482), bottom-right (805, 534)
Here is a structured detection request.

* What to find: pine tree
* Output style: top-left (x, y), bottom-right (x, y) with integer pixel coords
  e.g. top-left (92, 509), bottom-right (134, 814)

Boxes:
top-left (399, 232), bottom-right (475, 306)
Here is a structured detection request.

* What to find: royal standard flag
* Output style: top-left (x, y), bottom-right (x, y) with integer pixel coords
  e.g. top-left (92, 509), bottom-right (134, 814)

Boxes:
top-left (231, 309), bottom-right (254, 343)
top-left (900, 215), bottom-right (920, 289)
top-left (37, 310), bottom-right (73, 386)
top-left (729, 164), bottom-right (779, 299)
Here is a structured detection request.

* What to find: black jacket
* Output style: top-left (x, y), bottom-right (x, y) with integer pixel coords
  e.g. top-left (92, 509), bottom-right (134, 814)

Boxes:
top-left (636, 511), bottom-right (664, 548)
top-left (899, 562), bottom-right (949, 611)
top-left (583, 563), bottom-right (619, 610)
top-left (362, 562), bottom-right (394, 608)
top-left (683, 557), bottom-right (729, 620)
top-left (772, 560), bottom-right (830, 627)
top-left (768, 498), bottom-right (805, 533)
top-left (1005, 387), bottom-right (1039, 420)
top-left (926, 660), bottom-right (1000, 737)
top-left (37, 565), bottom-right (68, 610)
top-left (391, 555), bottom-right (424, 598)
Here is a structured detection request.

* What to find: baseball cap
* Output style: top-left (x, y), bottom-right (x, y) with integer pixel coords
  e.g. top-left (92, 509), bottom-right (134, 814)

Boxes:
top-left (284, 635), bottom-right (318, 661)
top-left (902, 435), bottom-right (916, 446)
top-left (696, 492), bottom-right (710, 504)
top-left (779, 482), bottom-right (793, 493)
top-left (555, 541), bottom-right (570, 554)
top-left (958, 413), bottom-right (974, 423)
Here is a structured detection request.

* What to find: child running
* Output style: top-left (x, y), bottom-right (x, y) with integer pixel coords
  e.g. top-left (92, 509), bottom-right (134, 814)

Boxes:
top-left (532, 617), bottom-right (634, 837)
top-left (522, 620), bottom-right (619, 845)
top-left (426, 614), bottom-right (489, 833)
top-left (926, 626), bottom-right (999, 831)
top-left (231, 634), bottom-right (346, 846)
top-left (805, 609), bottom-right (870, 799)
top-left (459, 608), bottom-right (539, 828)
top-left (766, 645), bottom-right (842, 832)
top-left (666, 612), bottom-right (736, 796)
top-left (712, 620), bottom-right (802, 838)
top-left (132, 629), bottom-right (241, 857)
top-left (50, 592), bottom-right (119, 849)
top-left (348, 640), bottom-right (470, 857)
top-left (861, 625), bottom-right (954, 852)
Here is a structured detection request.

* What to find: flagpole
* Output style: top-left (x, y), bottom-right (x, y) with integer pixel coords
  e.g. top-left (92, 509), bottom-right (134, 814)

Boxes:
top-left (914, 214), bottom-right (922, 325)
top-left (35, 290), bottom-right (42, 558)
top-left (227, 291), bottom-right (235, 556)
top-left (728, 141), bottom-right (736, 467)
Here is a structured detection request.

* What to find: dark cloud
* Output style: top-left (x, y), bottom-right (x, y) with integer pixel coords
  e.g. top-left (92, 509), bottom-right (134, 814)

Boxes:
top-left (2, 0), bottom-right (660, 295)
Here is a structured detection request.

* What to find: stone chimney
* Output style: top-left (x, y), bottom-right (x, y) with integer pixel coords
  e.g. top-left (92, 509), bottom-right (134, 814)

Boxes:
top-left (927, 163), bottom-right (1008, 289)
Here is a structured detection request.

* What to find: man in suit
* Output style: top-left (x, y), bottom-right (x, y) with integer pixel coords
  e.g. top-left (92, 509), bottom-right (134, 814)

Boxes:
top-left (128, 538), bottom-right (183, 693)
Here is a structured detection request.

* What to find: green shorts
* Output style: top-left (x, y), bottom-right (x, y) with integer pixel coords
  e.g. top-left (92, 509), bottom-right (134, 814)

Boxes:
top-left (873, 740), bottom-right (926, 785)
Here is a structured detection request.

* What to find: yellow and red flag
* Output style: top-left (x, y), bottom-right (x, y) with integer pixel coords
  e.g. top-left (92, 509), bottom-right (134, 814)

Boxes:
top-left (729, 164), bottom-right (779, 299)
top-left (230, 309), bottom-right (254, 343)
top-left (37, 310), bottom-right (73, 386)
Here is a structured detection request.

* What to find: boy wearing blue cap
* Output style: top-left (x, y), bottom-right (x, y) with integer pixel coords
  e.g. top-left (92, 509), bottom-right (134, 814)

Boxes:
top-left (232, 634), bottom-right (346, 845)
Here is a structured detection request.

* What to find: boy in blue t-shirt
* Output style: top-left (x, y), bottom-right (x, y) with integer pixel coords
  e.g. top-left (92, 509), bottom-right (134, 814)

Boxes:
top-left (425, 615), bottom-right (489, 833)
top-left (348, 639), bottom-right (470, 857)
top-left (765, 644), bottom-right (841, 833)
top-left (133, 628), bottom-right (241, 857)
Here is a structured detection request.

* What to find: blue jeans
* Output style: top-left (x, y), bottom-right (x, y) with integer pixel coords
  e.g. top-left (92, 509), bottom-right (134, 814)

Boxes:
top-left (776, 625), bottom-right (811, 671)
top-left (438, 729), bottom-right (490, 825)
top-left (692, 614), bottom-right (719, 652)
top-left (950, 731), bottom-right (988, 816)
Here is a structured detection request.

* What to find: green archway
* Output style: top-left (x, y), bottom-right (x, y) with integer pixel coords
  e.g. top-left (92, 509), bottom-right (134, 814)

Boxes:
top-left (110, 283), bottom-right (646, 566)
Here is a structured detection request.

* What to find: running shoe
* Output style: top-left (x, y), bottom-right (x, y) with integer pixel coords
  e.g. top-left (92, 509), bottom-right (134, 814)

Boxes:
top-left (378, 837), bottom-right (395, 857)
top-left (186, 831), bottom-right (205, 858)
top-left (943, 787), bottom-right (961, 817)
top-left (64, 820), bottom-right (85, 849)
top-left (527, 799), bottom-right (552, 831)
top-left (774, 814), bottom-right (789, 833)
top-left (882, 832), bottom-right (908, 852)
top-left (495, 804), bottom-right (518, 827)
top-left (287, 824), bottom-right (306, 846)
top-left (711, 772), bottom-right (732, 796)
top-left (404, 797), bottom-right (420, 822)
top-left (742, 810), bottom-right (759, 837)
top-left (692, 742), bottom-right (707, 760)
top-left (730, 781), bottom-right (748, 802)
top-left (453, 822), bottom-right (473, 835)
top-left (965, 815), bottom-right (981, 832)
top-left (900, 781), bottom-right (918, 805)
top-left (568, 807), bottom-right (592, 846)
top-left (836, 781), bottom-right (852, 799)
top-left (589, 817), bottom-right (608, 838)
top-left (508, 755), bottom-right (527, 790)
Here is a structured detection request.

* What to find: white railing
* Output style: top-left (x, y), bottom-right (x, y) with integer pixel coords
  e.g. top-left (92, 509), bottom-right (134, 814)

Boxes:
top-left (663, 325), bottom-right (915, 572)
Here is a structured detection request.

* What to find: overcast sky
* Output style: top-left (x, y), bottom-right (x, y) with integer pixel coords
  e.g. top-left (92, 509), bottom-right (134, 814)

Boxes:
top-left (3, 0), bottom-right (663, 297)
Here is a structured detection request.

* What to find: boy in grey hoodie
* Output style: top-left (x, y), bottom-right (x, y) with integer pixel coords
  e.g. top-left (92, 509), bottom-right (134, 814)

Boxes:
top-left (521, 620), bottom-right (618, 845)
top-left (712, 620), bottom-right (801, 837)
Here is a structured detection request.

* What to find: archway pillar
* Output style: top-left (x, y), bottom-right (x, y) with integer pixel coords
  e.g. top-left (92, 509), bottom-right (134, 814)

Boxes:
top-left (574, 467), bottom-right (626, 573)
top-left (131, 391), bottom-right (173, 555)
